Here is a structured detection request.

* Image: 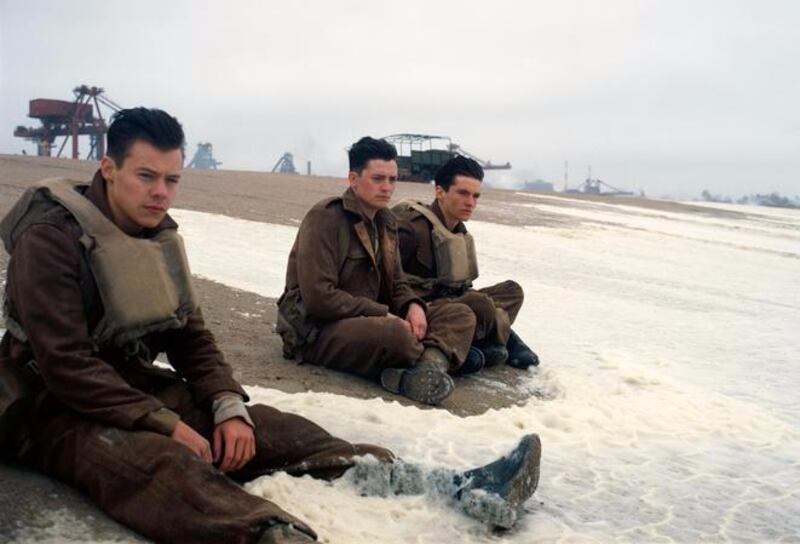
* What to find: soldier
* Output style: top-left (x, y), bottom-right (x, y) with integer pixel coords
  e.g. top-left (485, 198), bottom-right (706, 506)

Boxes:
top-left (394, 155), bottom-right (540, 373)
top-left (277, 137), bottom-right (487, 406)
top-left (0, 112), bottom-right (541, 542)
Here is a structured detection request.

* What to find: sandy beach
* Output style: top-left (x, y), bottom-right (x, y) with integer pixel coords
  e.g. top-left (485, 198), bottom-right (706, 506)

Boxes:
top-left (1, 154), bottom-right (797, 543)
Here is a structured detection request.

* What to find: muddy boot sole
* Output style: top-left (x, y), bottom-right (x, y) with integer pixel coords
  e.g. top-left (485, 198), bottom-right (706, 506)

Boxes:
top-left (459, 434), bottom-right (542, 529)
top-left (380, 367), bottom-right (454, 405)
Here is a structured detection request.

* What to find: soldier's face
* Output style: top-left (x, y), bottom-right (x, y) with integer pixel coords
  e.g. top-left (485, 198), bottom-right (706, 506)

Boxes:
top-left (101, 140), bottom-right (183, 234)
top-left (436, 175), bottom-right (482, 225)
top-left (349, 159), bottom-right (398, 216)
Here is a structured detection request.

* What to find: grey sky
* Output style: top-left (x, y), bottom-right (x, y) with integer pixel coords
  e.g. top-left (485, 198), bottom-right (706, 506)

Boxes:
top-left (1, 0), bottom-right (798, 198)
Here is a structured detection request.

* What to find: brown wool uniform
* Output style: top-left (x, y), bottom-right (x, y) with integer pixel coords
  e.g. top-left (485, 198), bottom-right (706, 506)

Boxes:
top-left (0, 172), bottom-right (392, 543)
top-left (396, 200), bottom-right (525, 346)
top-left (282, 188), bottom-right (474, 376)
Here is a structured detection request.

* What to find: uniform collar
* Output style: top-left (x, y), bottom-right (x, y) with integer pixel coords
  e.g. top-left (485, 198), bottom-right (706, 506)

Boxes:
top-left (341, 187), bottom-right (396, 229)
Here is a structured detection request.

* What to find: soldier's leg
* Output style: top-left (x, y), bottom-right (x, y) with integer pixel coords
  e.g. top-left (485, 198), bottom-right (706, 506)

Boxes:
top-left (234, 404), bottom-right (542, 530)
top-left (300, 316), bottom-right (423, 381)
top-left (231, 404), bottom-right (395, 481)
top-left (446, 290), bottom-right (510, 345)
top-left (300, 315), bottom-right (460, 405)
top-left (478, 280), bottom-right (539, 368)
top-left (30, 411), bottom-right (315, 544)
top-left (424, 301), bottom-right (476, 373)
top-left (154, 381), bottom-right (395, 483)
top-left (234, 399), bottom-right (542, 530)
top-left (344, 433), bottom-right (543, 530)
top-left (478, 280), bottom-right (525, 325)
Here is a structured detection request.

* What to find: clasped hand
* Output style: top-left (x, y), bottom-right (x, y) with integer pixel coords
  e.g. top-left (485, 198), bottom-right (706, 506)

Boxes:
top-left (388, 302), bottom-right (427, 341)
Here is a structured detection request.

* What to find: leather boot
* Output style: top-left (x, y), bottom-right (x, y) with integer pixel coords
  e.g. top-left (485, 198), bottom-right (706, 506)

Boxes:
top-left (454, 346), bottom-right (485, 376)
top-left (455, 433), bottom-right (542, 529)
top-left (506, 329), bottom-right (540, 368)
top-left (346, 433), bottom-right (542, 530)
top-left (380, 347), bottom-right (454, 405)
top-left (476, 342), bottom-right (509, 367)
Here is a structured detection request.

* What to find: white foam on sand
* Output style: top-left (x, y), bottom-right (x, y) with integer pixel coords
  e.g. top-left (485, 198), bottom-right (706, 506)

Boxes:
top-left (169, 209), bottom-right (297, 297)
top-left (169, 202), bottom-right (800, 543)
top-left (679, 200), bottom-right (800, 222)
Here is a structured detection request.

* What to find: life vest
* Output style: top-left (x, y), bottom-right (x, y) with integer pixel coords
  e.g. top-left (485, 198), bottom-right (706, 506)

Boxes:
top-left (0, 177), bottom-right (197, 349)
top-left (394, 200), bottom-right (479, 291)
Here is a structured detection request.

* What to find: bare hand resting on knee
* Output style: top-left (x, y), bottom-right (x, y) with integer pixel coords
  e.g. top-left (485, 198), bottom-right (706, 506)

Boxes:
top-left (405, 302), bottom-right (428, 341)
top-left (213, 417), bottom-right (257, 472)
top-left (171, 421), bottom-right (213, 463)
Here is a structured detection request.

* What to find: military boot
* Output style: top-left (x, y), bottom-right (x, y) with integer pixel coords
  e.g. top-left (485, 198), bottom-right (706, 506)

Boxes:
top-left (345, 433), bottom-right (542, 530)
top-left (476, 342), bottom-right (509, 367)
top-left (380, 347), bottom-right (454, 405)
top-left (455, 433), bottom-right (542, 529)
top-left (454, 346), bottom-right (485, 376)
top-left (506, 329), bottom-right (540, 369)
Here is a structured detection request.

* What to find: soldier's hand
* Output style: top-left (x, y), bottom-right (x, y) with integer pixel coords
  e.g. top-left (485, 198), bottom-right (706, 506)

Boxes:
top-left (405, 302), bottom-right (427, 341)
top-left (387, 312), bottom-right (413, 336)
top-left (171, 421), bottom-right (212, 463)
top-left (213, 417), bottom-right (256, 473)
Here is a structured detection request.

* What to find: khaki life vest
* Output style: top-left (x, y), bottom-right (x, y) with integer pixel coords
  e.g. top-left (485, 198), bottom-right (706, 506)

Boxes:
top-left (393, 200), bottom-right (479, 291)
top-left (0, 177), bottom-right (198, 350)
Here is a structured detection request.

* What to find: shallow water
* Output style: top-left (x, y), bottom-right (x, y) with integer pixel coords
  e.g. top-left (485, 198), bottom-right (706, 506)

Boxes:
top-left (171, 198), bottom-right (800, 543)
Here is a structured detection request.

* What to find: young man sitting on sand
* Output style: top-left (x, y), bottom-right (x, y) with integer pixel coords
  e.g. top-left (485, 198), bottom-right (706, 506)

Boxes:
top-left (393, 155), bottom-right (541, 375)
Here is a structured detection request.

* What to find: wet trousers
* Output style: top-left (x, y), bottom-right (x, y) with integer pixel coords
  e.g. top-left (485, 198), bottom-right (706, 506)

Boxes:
top-left (440, 280), bottom-right (524, 345)
top-left (301, 301), bottom-right (475, 378)
top-left (28, 381), bottom-right (394, 543)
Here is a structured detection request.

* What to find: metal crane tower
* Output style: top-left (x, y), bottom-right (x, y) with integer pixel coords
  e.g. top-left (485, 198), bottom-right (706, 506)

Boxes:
top-left (13, 85), bottom-right (122, 160)
top-left (272, 152), bottom-right (298, 175)
top-left (187, 142), bottom-right (222, 169)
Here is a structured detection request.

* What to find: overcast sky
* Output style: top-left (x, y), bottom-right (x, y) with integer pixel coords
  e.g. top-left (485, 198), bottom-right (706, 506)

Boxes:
top-left (1, 0), bottom-right (798, 198)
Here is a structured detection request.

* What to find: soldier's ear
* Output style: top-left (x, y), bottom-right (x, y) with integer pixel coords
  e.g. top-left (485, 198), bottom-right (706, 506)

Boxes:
top-left (100, 156), bottom-right (116, 184)
top-left (348, 170), bottom-right (358, 187)
top-left (434, 184), bottom-right (446, 200)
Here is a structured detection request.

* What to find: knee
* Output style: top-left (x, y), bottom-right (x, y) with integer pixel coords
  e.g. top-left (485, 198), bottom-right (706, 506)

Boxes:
top-left (246, 404), bottom-right (281, 430)
top-left (463, 293), bottom-right (497, 323)
top-left (379, 318), bottom-right (421, 359)
top-left (441, 302), bottom-right (477, 331)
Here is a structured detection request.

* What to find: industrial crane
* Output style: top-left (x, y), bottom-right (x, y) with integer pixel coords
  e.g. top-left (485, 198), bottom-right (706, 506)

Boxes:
top-left (13, 85), bottom-right (122, 160)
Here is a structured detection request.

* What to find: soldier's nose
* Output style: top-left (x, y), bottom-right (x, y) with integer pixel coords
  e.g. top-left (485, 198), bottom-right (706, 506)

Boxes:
top-left (151, 179), bottom-right (169, 198)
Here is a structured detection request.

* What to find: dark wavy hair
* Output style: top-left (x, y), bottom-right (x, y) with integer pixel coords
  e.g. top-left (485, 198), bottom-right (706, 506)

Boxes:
top-left (106, 107), bottom-right (185, 166)
top-left (434, 155), bottom-right (484, 191)
top-left (348, 136), bottom-right (397, 173)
